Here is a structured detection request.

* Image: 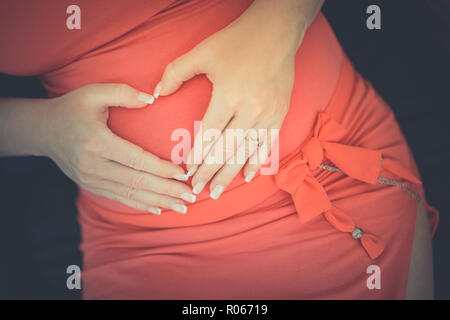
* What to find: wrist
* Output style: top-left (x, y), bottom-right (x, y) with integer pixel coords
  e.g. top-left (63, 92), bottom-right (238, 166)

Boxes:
top-left (0, 97), bottom-right (56, 157)
top-left (27, 97), bottom-right (59, 158)
top-left (238, 0), bottom-right (310, 53)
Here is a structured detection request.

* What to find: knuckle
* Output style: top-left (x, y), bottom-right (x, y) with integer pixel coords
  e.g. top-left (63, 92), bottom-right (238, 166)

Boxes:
top-left (193, 171), bottom-right (211, 187)
top-left (266, 103), bottom-right (281, 119)
top-left (249, 103), bottom-right (265, 119)
top-left (112, 84), bottom-right (129, 104)
top-left (165, 62), bottom-right (178, 82)
top-left (153, 196), bottom-right (175, 209)
top-left (222, 95), bottom-right (239, 112)
top-left (130, 173), bottom-right (146, 190)
top-left (77, 172), bottom-right (93, 187)
top-left (125, 186), bottom-right (138, 200)
top-left (128, 152), bottom-right (146, 171)
top-left (157, 183), bottom-right (172, 196)
top-left (215, 171), bottom-right (233, 186)
top-left (223, 142), bottom-right (237, 159)
top-left (164, 199), bottom-right (179, 210)
top-left (152, 197), bottom-right (167, 208)
top-left (167, 182), bottom-right (187, 197)
top-left (74, 153), bottom-right (91, 174)
top-left (115, 186), bottom-right (128, 198)
top-left (166, 179), bottom-right (188, 197)
top-left (153, 160), bottom-right (172, 177)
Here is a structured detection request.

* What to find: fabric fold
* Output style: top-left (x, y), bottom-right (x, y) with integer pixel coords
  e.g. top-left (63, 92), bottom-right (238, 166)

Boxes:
top-left (274, 112), bottom-right (422, 259)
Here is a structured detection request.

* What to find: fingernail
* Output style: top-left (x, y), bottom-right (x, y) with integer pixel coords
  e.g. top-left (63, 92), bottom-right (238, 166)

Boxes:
top-left (187, 165), bottom-right (198, 177)
top-left (171, 203), bottom-right (187, 214)
top-left (210, 185), bottom-right (224, 200)
top-left (173, 173), bottom-right (189, 181)
top-left (153, 82), bottom-right (162, 99)
top-left (193, 181), bottom-right (205, 195)
top-left (137, 92), bottom-right (155, 104)
top-left (245, 171), bottom-right (256, 183)
top-left (148, 207), bottom-right (161, 215)
top-left (181, 192), bottom-right (196, 203)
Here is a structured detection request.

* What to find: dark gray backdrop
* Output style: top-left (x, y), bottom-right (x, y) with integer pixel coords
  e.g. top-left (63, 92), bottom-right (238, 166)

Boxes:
top-left (0, 0), bottom-right (449, 299)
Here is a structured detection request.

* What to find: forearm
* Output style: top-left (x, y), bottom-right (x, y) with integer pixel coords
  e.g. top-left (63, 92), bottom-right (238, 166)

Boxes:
top-left (240, 0), bottom-right (325, 51)
top-left (0, 97), bottom-right (52, 157)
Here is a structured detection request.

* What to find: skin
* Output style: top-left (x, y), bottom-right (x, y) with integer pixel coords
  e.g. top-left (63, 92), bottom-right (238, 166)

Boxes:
top-left (153, 0), bottom-right (325, 199)
top-left (0, 0), bottom-right (325, 212)
top-left (0, 84), bottom-right (196, 214)
top-left (0, 0), bottom-right (433, 297)
top-left (406, 201), bottom-right (434, 299)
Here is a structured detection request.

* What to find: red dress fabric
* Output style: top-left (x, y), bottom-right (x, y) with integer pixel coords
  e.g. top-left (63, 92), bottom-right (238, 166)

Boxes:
top-left (0, 0), bottom-right (438, 299)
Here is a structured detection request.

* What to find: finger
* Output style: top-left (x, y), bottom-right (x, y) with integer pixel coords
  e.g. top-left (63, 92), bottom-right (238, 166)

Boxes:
top-left (208, 126), bottom-right (260, 198)
top-left (91, 179), bottom-right (189, 214)
top-left (191, 115), bottom-right (254, 197)
top-left (86, 187), bottom-right (162, 215)
top-left (83, 83), bottom-right (156, 111)
top-left (102, 131), bottom-right (189, 181)
top-left (243, 123), bottom-right (280, 181)
top-left (98, 160), bottom-right (196, 203)
top-left (186, 91), bottom-right (234, 178)
top-left (153, 46), bottom-right (205, 98)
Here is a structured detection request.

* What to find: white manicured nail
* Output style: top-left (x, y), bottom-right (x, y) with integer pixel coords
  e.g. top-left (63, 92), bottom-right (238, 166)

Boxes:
top-left (187, 165), bottom-right (198, 177)
top-left (137, 92), bottom-right (155, 104)
top-left (171, 203), bottom-right (187, 214)
top-left (173, 173), bottom-right (189, 181)
top-left (193, 181), bottom-right (205, 195)
top-left (210, 185), bottom-right (224, 200)
top-left (181, 192), bottom-right (196, 203)
top-left (148, 207), bottom-right (161, 215)
top-left (245, 171), bottom-right (256, 183)
top-left (153, 82), bottom-right (162, 99)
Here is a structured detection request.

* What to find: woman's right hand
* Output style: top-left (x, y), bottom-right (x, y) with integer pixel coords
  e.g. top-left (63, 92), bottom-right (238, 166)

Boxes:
top-left (41, 83), bottom-right (196, 215)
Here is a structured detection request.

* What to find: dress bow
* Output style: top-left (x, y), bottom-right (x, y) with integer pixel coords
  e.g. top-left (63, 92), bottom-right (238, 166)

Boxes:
top-left (274, 113), bottom-right (421, 259)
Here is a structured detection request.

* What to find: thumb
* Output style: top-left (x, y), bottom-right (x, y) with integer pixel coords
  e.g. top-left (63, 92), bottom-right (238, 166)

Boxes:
top-left (153, 49), bottom-right (204, 98)
top-left (84, 83), bottom-right (155, 110)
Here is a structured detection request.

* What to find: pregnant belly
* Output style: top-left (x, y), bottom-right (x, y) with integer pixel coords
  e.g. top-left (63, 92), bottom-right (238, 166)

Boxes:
top-left (39, 1), bottom-right (343, 208)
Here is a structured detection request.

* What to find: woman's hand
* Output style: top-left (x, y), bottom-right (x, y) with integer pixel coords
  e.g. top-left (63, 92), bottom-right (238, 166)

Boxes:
top-left (40, 84), bottom-right (197, 214)
top-left (152, 0), bottom-right (323, 199)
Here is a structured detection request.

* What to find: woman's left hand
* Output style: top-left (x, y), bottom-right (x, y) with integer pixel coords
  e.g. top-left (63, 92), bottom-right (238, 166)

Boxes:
top-left (153, 0), bottom-right (322, 199)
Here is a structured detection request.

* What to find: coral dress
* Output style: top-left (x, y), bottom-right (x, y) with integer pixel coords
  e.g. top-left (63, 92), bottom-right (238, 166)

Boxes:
top-left (0, 0), bottom-right (438, 299)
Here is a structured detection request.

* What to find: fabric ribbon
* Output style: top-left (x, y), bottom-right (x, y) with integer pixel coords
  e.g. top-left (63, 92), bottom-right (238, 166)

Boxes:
top-left (274, 113), bottom-right (422, 259)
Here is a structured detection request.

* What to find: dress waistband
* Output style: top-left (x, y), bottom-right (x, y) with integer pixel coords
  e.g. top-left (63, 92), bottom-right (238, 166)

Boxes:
top-left (79, 56), bottom-right (432, 260)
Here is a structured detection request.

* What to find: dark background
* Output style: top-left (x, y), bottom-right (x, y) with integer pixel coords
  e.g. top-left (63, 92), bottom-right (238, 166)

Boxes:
top-left (0, 0), bottom-right (449, 299)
